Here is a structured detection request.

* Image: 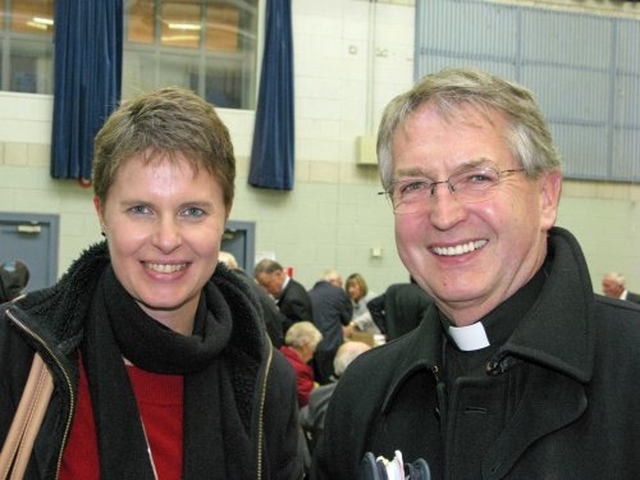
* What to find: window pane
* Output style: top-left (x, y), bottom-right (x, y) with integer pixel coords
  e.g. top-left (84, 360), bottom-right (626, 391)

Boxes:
top-left (205, 2), bottom-right (240, 52)
top-left (161, 0), bottom-right (201, 48)
top-left (123, 0), bottom-right (259, 110)
top-left (127, 0), bottom-right (155, 44)
top-left (160, 52), bottom-right (200, 86)
top-left (122, 49), bottom-right (158, 95)
top-left (123, 50), bottom-right (202, 93)
top-left (10, 39), bottom-right (53, 93)
top-left (205, 57), bottom-right (249, 108)
top-left (10, 0), bottom-right (54, 34)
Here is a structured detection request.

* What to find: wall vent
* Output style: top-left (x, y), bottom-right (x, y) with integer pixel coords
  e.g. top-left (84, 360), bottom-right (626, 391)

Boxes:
top-left (356, 135), bottom-right (377, 165)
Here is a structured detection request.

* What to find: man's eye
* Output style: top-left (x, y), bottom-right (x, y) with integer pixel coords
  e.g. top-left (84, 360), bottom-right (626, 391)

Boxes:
top-left (463, 170), bottom-right (498, 185)
top-left (399, 180), bottom-right (430, 195)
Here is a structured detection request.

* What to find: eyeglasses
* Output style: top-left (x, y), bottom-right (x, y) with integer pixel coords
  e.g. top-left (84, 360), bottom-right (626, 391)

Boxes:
top-left (379, 166), bottom-right (525, 215)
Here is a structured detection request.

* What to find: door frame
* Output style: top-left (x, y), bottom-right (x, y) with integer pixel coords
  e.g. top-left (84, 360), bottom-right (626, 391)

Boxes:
top-left (0, 212), bottom-right (59, 287)
top-left (223, 220), bottom-right (256, 277)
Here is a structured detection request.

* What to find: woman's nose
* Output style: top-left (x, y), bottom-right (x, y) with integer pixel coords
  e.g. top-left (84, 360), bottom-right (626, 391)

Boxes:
top-left (152, 217), bottom-right (183, 252)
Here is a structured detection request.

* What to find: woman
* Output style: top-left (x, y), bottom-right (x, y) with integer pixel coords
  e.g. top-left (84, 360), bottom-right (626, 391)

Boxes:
top-left (344, 273), bottom-right (380, 337)
top-left (345, 273), bottom-right (375, 318)
top-left (280, 321), bottom-right (323, 407)
top-left (0, 87), bottom-right (303, 479)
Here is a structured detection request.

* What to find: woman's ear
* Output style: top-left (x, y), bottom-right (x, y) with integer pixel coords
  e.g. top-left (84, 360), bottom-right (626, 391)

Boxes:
top-left (94, 197), bottom-right (107, 236)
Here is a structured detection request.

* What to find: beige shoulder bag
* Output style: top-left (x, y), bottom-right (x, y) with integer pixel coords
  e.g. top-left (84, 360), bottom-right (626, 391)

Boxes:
top-left (0, 352), bottom-right (54, 480)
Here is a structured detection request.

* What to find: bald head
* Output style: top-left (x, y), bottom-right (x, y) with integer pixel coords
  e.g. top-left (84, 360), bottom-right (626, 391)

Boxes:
top-left (602, 272), bottom-right (625, 299)
top-left (333, 341), bottom-right (371, 377)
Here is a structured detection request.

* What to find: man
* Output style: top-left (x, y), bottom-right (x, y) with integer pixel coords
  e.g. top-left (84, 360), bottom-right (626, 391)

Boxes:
top-left (218, 251), bottom-right (286, 347)
top-left (602, 271), bottom-right (640, 304)
top-left (254, 259), bottom-right (314, 333)
top-left (311, 67), bottom-right (640, 479)
top-left (322, 268), bottom-right (344, 289)
top-left (307, 270), bottom-right (353, 384)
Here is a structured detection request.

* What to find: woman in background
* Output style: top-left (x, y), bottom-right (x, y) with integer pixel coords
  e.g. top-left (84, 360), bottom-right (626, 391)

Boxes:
top-left (343, 273), bottom-right (380, 338)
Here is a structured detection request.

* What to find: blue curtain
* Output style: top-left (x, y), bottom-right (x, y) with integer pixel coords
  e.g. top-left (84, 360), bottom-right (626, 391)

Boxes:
top-left (50, 0), bottom-right (123, 181)
top-left (248, 0), bottom-right (295, 190)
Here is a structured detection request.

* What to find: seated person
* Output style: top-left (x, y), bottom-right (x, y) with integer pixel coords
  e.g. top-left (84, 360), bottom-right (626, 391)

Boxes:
top-left (343, 273), bottom-right (381, 339)
top-left (280, 321), bottom-right (323, 407)
top-left (300, 340), bottom-right (371, 451)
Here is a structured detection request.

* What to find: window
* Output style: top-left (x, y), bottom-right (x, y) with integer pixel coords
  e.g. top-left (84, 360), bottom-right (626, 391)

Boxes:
top-left (0, 0), bottom-right (259, 110)
top-left (415, 0), bottom-right (640, 183)
top-left (0, 0), bottom-right (54, 93)
top-left (123, 0), bottom-right (259, 109)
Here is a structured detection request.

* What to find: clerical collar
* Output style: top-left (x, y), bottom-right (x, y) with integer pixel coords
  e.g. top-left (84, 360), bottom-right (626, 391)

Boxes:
top-left (441, 258), bottom-right (550, 352)
top-left (448, 322), bottom-right (490, 351)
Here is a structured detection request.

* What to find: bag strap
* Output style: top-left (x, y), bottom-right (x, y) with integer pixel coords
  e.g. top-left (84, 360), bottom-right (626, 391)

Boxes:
top-left (0, 352), bottom-right (54, 480)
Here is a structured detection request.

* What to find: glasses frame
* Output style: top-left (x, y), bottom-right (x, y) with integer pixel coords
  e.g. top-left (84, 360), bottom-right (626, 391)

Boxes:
top-left (378, 166), bottom-right (526, 214)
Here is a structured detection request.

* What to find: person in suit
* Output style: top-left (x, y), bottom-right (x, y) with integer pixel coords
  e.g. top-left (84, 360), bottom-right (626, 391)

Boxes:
top-left (254, 259), bottom-right (314, 333)
top-left (367, 280), bottom-right (434, 341)
top-left (307, 270), bottom-right (354, 384)
top-left (601, 271), bottom-right (640, 304)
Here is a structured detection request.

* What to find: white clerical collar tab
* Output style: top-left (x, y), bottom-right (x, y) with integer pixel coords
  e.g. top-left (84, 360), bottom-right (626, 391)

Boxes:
top-left (448, 322), bottom-right (490, 351)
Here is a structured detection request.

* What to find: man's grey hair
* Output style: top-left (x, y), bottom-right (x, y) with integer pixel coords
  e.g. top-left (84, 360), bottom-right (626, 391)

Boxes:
top-left (377, 67), bottom-right (561, 191)
top-left (605, 271), bottom-right (626, 287)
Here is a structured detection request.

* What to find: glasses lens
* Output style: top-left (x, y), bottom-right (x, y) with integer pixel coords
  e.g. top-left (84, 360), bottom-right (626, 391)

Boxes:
top-left (390, 179), bottom-right (432, 214)
top-left (389, 167), bottom-right (515, 214)
top-left (450, 167), bottom-right (500, 203)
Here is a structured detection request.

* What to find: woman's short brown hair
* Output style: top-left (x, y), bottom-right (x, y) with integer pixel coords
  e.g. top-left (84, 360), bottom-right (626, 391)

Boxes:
top-left (92, 86), bottom-right (235, 209)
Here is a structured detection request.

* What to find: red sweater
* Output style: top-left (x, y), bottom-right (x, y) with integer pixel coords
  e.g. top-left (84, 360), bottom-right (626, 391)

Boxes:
top-left (280, 346), bottom-right (315, 407)
top-left (59, 361), bottom-right (184, 479)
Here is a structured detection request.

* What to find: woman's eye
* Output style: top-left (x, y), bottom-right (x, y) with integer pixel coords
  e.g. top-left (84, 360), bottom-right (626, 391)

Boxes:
top-left (183, 207), bottom-right (205, 217)
top-left (129, 205), bottom-right (151, 215)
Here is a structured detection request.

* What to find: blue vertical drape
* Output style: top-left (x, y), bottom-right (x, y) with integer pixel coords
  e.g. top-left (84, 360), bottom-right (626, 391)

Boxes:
top-left (248, 0), bottom-right (295, 190)
top-left (50, 0), bottom-right (123, 180)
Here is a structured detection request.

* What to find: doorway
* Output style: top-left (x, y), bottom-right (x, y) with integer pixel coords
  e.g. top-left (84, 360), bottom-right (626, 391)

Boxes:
top-left (0, 212), bottom-right (60, 292)
top-left (221, 220), bottom-right (256, 277)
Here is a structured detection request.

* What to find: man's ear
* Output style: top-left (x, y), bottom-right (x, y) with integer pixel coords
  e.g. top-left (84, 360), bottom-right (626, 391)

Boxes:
top-left (539, 169), bottom-right (562, 231)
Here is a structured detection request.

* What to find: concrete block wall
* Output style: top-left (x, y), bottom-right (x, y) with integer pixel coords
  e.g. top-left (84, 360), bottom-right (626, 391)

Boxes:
top-left (1, 0), bottom-right (640, 295)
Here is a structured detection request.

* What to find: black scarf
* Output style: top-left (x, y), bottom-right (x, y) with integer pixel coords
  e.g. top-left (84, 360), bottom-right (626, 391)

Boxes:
top-left (81, 266), bottom-right (255, 479)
